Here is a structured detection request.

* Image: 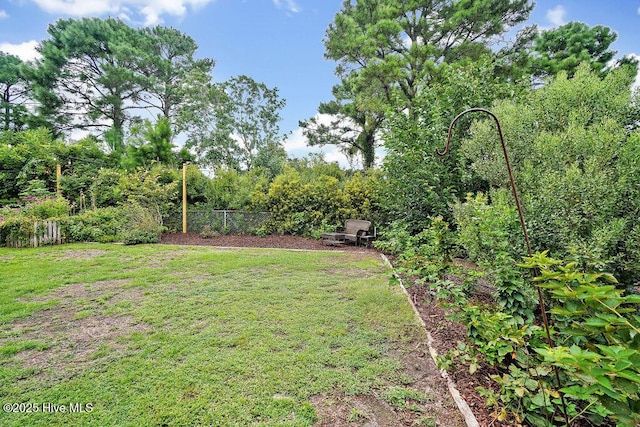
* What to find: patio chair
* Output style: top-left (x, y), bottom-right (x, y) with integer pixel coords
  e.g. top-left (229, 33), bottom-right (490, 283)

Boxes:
top-left (337, 219), bottom-right (372, 246)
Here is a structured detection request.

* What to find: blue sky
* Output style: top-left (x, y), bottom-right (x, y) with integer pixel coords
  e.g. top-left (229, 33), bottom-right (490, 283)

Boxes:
top-left (1, 0), bottom-right (639, 166)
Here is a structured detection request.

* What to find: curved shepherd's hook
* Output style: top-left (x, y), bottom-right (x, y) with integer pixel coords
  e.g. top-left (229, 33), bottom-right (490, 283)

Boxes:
top-left (439, 108), bottom-right (569, 426)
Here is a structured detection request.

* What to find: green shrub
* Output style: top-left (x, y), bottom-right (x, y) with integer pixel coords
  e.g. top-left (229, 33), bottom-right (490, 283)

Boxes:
top-left (452, 190), bottom-right (524, 264)
top-left (261, 169), bottom-right (343, 236)
top-left (460, 65), bottom-right (640, 286)
top-left (121, 229), bottom-right (160, 245)
top-left (22, 197), bottom-right (70, 219)
top-left (60, 207), bottom-right (125, 243)
top-left (91, 167), bottom-right (178, 218)
top-left (443, 252), bottom-right (640, 426)
top-left (59, 202), bottom-right (163, 244)
top-left (0, 215), bottom-right (37, 245)
top-left (521, 252), bottom-right (640, 426)
top-left (199, 225), bottom-right (219, 239)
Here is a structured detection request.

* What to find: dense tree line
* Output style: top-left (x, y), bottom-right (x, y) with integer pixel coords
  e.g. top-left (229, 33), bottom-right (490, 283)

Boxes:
top-left (1, 17), bottom-right (285, 172)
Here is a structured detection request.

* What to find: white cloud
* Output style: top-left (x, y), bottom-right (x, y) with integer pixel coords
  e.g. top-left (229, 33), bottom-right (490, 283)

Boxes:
top-left (546, 5), bottom-right (567, 27)
top-left (0, 40), bottom-right (41, 61)
top-left (272, 0), bottom-right (300, 13)
top-left (31, 0), bottom-right (213, 25)
top-left (0, 10), bottom-right (9, 19)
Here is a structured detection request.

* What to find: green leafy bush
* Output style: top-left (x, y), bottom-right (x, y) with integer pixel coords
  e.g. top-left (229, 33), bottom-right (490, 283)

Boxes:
top-left (460, 65), bottom-right (640, 285)
top-left (0, 215), bottom-right (38, 245)
top-left (58, 202), bottom-right (162, 244)
top-left (91, 167), bottom-right (178, 218)
top-left (60, 207), bottom-right (125, 243)
top-left (22, 196), bottom-right (69, 219)
top-left (121, 202), bottom-right (163, 244)
top-left (452, 190), bottom-right (524, 264)
top-left (441, 252), bottom-right (640, 425)
top-left (260, 168), bottom-right (352, 236)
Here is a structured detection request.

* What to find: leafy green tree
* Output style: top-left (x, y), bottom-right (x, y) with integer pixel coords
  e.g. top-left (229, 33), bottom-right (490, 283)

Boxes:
top-left (36, 18), bottom-right (149, 148)
top-left (0, 52), bottom-right (33, 131)
top-left (323, 0), bottom-right (533, 116)
top-left (460, 64), bottom-right (640, 284)
top-left (300, 75), bottom-right (383, 169)
top-left (531, 21), bottom-right (617, 78)
top-left (0, 129), bottom-right (108, 205)
top-left (185, 75), bottom-right (286, 171)
top-left (312, 0), bottom-right (533, 177)
top-left (138, 26), bottom-right (215, 135)
top-left (382, 57), bottom-right (522, 231)
top-left (121, 117), bottom-right (175, 170)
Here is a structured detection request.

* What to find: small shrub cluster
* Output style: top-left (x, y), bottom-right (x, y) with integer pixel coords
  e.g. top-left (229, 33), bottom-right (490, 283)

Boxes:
top-left (436, 253), bottom-right (640, 426)
top-left (0, 196), bottom-right (70, 245)
top-left (59, 207), bottom-right (124, 243)
top-left (258, 168), bottom-right (381, 236)
top-left (59, 203), bottom-right (163, 244)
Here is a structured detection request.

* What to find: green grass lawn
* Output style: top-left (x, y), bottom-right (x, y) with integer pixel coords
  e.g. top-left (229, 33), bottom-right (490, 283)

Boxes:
top-left (0, 243), bottom-right (457, 426)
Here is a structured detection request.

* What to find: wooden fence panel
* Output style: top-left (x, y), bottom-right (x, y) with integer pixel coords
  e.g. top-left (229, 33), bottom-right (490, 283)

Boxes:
top-left (7, 221), bottom-right (62, 248)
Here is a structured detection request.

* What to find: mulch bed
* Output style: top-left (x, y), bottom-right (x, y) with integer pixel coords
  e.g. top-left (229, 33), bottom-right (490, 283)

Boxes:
top-left (160, 232), bottom-right (378, 252)
top-left (159, 232), bottom-right (503, 425)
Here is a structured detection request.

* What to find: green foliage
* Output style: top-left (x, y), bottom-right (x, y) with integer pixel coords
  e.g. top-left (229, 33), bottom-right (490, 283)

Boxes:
top-left (0, 52), bottom-right (34, 131)
top-left (199, 225), bottom-right (219, 239)
top-left (382, 57), bottom-right (525, 233)
top-left (259, 166), bottom-right (380, 236)
top-left (300, 77), bottom-right (383, 169)
top-left (0, 215), bottom-right (38, 245)
top-left (121, 117), bottom-right (176, 170)
top-left (531, 22), bottom-right (617, 78)
top-left (90, 167), bottom-right (178, 219)
top-left (59, 207), bottom-right (125, 243)
top-left (442, 252), bottom-right (640, 425)
top-left (456, 304), bottom-right (541, 367)
top-left (37, 18), bottom-right (148, 139)
top-left (461, 64), bottom-right (640, 285)
top-left (521, 252), bottom-right (640, 425)
top-left (186, 75), bottom-right (286, 172)
top-left (372, 220), bottom-right (415, 256)
top-left (261, 168), bottom-right (343, 235)
top-left (452, 190), bottom-right (524, 263)
top-left (120, 202), bottom-right (163, 244)
top-left (58, 202), bottom-right (162, 244)
top-left (381, 386), bottom-right (430, 410)
top-left (22, 196), bottom-right (69, 219)
top-left (452, 190), bottom-right (537, 322)
top-left (139, 25), bottom-right (215, 133)
top-left (324, 0), bottom-right (532, 116)
top-left (0, 196), bottom-right (69, 245)
top-left (206, 168), bottom-right (267, 210)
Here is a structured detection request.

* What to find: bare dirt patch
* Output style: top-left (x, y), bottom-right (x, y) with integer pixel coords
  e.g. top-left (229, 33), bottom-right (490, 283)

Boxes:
top-left (55, 248), bottom-right (109, 261)
top-left (5, 279), bottom-right (149, 378)
top-left (31, 279), bottom-right (133, 302)
top-left (312, 343), bottom-right (464, 427)
top-left (405, 278), bottom-right (506, 427)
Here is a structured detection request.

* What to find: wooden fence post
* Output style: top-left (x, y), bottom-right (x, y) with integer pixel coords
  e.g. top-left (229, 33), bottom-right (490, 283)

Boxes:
top-left (182, 163), bottom-right (187, 234)
top-left (56, 164), bottom-right (62, 197)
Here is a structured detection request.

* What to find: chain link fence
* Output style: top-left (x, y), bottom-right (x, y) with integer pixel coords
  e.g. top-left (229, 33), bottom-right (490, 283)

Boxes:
top-left (164, 209), bottom-right (270, 235)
